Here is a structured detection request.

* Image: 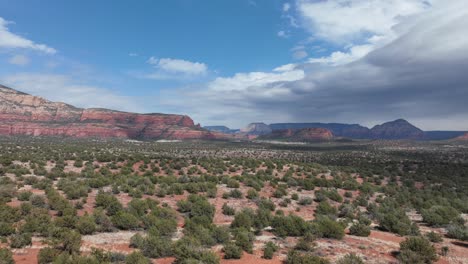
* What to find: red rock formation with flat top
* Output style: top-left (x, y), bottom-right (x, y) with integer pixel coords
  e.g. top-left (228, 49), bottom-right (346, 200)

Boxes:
top-left (0, 85), bottom-right (226, 140)
top-left (261, 128), bottom-right (333, 141)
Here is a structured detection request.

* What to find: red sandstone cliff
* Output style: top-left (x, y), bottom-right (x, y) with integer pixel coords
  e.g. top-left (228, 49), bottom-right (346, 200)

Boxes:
top-left (0, 85), bottom-right (226, 140)
top-left (456, 133), bottom-right (468, 140)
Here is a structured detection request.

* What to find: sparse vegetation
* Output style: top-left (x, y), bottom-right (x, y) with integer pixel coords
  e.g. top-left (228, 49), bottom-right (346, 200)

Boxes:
top-left (0, 137), bottom-right (466, 263)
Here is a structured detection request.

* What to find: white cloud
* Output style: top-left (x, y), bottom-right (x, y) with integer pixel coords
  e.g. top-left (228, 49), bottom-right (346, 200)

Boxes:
top-left (273, 63), bottom-right (297, 72)
top-left (1, 73), bottom-right (142, 112)
top-left (145, 57), bottom-right (208, 79)
top-left (297, 0), bottom-right (432, 64)
top-left (297, 0), bottom-right (430, 43)
top-left (0, 17), bottom-right (56, 54)
top-left (283, 3), bottom-right (291, 12)
top-left (128, 52), bottom-right (138, 57)
top-left (208, 67), bottom-right (304, 93)
top-left (277, 31), bottom-right (288, 38)
top-left (8, 54), bottom-right (30, 66)
top-left (157, 0), bottom-right (468, 129)
top-left (309, 43), bottom-right (374, 65)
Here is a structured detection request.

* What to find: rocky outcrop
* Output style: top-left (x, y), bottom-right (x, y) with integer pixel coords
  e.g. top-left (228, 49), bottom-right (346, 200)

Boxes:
top-left (240, 123), bottom-right (272, 135)
top-left (270, 122), bottom-right (370, 138)
top-left (261, 128), bottom-right (333, 142)
top-left (0, 85), bottom-right (226, 140)
top-left (369, 119), bottom-right (424, 140)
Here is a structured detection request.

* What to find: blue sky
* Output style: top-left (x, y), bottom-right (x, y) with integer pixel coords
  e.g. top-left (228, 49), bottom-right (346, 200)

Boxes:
top-left (1, 0), bottom-right (467, 130)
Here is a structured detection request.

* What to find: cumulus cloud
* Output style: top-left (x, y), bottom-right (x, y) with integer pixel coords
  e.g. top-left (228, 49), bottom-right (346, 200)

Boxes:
top-left (145, 57), bottom-right (208, 80)
top-left (298, 0), bottom-right (432, 64)
top-left (208, 65), bottom-right (304, 93)
top-left (162, 0), bottom-right (468, 130)
top-left (1, 73), bottom-right (143, 113)
top-left (297, 0), bottom-right (430, 43)
top-left (0, 17), bottom-right (56, 54)
top-left (8, 55), bottom-right (30, 66)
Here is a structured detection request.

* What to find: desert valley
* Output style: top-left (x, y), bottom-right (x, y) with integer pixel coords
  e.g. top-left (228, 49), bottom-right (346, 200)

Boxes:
top-left (1, 1), bottom-right (468, 263)
top-left (0, 85), bottom-right (467, 264)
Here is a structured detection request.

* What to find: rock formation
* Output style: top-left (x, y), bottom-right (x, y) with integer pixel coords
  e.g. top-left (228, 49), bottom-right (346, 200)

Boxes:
top-left (369, 119), bottom-right (424, 140)
top-left (240, 123), bottom-right (272, 136)
top-left (261, 128), bottom-right (333, 142)
top-left (270, 122), bottom-right (370, 138)
top-left (0, 84), bottom-right (226, 140)
top-left (271, 119), bottom-right (431, 140)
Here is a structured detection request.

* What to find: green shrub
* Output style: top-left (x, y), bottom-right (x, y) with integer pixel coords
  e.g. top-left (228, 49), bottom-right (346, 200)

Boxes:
top-left (446, 224), bottom-right (468, 241)
top-left (17, 191), bottom-right (33, 201)
top-left (10, 233), bottom-right (32, 248)
top-left (177, 194), bottom-right (215, 223)
top-left (377, 204), bottom-right (419, 236)
top-left (38, 247), bottom-right (60, 264)
top-left (76, 215), bottom-right (97, 235)
top-left (271, 214), bottom-right (310, 237)
top-left (59, 230), bottom-right (82, 255)
top-left (222, 203), bottom-right (235, 216)
top-left (263, 241), bottom-right (278, 259)
top-left (231, 209), bottom-right (254, 230)
top-left (425, 232), bottom-right (443, 243)
top-left (398, 237), bottom-right (438, 264)
top-left (312, 217), bottom-right (345, 240)
top-left (141, 235), bottom-right (172, 258)
top-left (125, 251), bottom-right (151, 264)
top-left (0, 248), bottom-right (14, 264)
top-left (298, 197), bottom-right (313, 206)
top-left (223, 243), bottom-right (243, 259)
top-left (349, 222), bottom-right (371, 237)
top-left (112, 212), bottom-right (139, 230)
top-left (130, 234), bottom-right (145, 248)
top-left (172, 236), bottom-right (220, 264)
top-left (422, 206), bottom-right (460, 227)
top-left (336, 253), bottom-right (364, 264)
top-left (246, 189), bottom-right (258, 200)
top-left (315, 201), bottom-right (337, 217)
top-left (0, 222), bottom-right (15, 236)
top-left (285, 250), bottom-right (330, 264)
top-left (234, 229), bottom-right (255, 254)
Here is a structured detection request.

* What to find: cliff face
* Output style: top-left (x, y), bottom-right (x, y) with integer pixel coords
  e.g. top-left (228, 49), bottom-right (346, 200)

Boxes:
top-left (261, 128), bottom-right (333, 141)
top-left (240, 123), bottom-right (272, 135)
top-left (0, 85), bottom-right (225, 140)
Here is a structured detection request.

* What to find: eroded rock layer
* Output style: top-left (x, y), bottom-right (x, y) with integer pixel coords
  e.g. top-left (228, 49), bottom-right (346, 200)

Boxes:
top-left (0, 85), bottom-right (225, 140)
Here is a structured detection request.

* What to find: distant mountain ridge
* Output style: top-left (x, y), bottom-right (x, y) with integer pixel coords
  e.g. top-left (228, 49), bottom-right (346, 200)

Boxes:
top-left (270, 120), bottom-right (465, 140)
top-left (203, 126), bottom-right (240, 134)
top-left (369, 119), bottom-right (423, 139)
